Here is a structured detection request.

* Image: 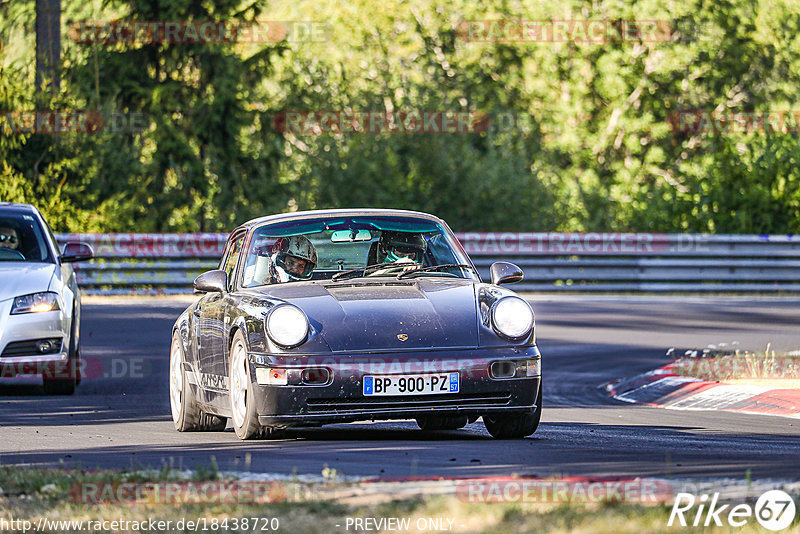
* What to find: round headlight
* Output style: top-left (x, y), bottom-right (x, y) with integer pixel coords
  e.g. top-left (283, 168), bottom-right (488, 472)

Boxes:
top-left (266, 305), bottom-right (309, 348)
top-left (491, 297), bottom-right (534, 340)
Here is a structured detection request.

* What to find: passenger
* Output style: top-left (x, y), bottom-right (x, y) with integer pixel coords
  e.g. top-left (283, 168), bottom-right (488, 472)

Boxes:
top-left (374, 231), bottom-right (426, 273)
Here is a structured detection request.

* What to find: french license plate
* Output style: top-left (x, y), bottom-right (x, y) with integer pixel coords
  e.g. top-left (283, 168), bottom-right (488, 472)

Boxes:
top-left (363, 372), bottom-right (459, 396)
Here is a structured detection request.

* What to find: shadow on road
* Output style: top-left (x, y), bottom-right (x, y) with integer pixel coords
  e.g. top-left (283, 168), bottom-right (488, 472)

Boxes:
top-left (2, 420), bottom-right (799, 480)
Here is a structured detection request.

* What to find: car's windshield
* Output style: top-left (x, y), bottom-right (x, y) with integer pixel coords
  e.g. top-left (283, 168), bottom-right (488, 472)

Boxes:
top-left (0, 212), bottom-right (54, 263)
top-left (241, 215), bottom-right (475, 287)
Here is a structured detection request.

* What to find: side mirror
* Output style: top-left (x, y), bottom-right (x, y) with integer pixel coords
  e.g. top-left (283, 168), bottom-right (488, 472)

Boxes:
top-left (193, 270), bottom-right (228, 293)
top-left (489, 262), bottom-right (523, 285)
top-left (61, 242), bottom-right (94, 263)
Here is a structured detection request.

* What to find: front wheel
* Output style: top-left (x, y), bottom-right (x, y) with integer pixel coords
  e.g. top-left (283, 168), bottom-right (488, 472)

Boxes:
top-left (42, 368), bottom-right (77, 395)
top-left (170, 332), bottom-right (227, 432)
top-left (42, 354), bottom-right (78, 395)
top-left (229, 331), bottom-right (264, 440)
top-left (483, 381), bottom-right (542, 439)
top-left (43, 310), bottom-right (80, 395)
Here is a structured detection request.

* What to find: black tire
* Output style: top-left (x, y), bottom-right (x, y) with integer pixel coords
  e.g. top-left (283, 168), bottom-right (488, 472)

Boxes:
top-left (73, 307), bottom-right (82, 387)
top-left (416, 415), bottom-right (468, 431)
top-left (42, 368), bottom-right (76, 395)
top-left (483, 380), bottom-right (542, 439)
top-left (229, 331), bottom-right (264, 440)
top-left (170, 331), bottom-right (227, 432)
top-left (43, 305), bottom-right (80, 395)
top-left (74, 348), bottom-right (82, 386)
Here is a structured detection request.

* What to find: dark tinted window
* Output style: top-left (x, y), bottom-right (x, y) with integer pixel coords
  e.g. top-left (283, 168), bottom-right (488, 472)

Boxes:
top-left (242, 216), bottom-right (476, 287)
top-left (0, 212), bottom-right (54, 263)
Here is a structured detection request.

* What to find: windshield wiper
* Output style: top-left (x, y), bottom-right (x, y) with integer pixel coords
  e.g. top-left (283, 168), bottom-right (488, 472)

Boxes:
top-left (331, 263), bottom-right (392, 281)
top-left (396, 264), bottom-right (476, 280)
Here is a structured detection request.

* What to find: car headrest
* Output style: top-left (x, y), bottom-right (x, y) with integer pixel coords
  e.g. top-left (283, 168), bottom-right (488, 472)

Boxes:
top-left (366, 241), bottom-right (379, 265)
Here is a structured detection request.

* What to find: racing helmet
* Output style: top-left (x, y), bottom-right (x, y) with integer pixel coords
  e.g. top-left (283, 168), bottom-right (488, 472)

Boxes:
top-left (377, 231), bottom-right (427, 263)
top-left (271, 235), bottom-right (317, 281)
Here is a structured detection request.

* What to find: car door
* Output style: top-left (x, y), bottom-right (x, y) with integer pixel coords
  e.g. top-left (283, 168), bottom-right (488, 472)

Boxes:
top-left (196, 231), bottom-right (245, 407)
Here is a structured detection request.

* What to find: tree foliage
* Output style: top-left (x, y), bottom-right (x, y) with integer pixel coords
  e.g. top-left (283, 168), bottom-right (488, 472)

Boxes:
top-left (1, 0), bottom-right (799, 233)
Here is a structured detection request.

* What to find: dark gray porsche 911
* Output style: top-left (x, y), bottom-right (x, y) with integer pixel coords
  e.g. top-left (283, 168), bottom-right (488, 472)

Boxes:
top-left (169, 209), bottom-right (541, 440)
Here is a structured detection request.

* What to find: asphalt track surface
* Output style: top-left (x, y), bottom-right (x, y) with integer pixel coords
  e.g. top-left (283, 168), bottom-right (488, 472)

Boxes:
top-left (1, 296), bottom-right (799, 480)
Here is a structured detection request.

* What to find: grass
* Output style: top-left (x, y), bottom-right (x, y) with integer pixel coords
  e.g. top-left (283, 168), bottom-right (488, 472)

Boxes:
top-left (672, 344), bottom-right (800, 383)
top-left (1, 467), bottom-right (799, 533)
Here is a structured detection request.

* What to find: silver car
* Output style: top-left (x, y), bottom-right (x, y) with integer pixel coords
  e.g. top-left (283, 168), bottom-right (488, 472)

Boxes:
top-left (0, 203), bottom-right (93, 394)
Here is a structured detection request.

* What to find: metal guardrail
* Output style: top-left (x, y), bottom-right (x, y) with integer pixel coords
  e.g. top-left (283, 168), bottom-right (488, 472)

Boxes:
top-left (55, 232), bottom-right (800, 294)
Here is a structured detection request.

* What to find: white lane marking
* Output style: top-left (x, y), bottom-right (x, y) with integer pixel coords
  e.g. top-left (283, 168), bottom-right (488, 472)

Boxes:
top-left (667, 385), bottom-right (774, 410)
top-left (611, 374), bottom-right (800, 419)
top-left (615, 376), bottom-right (700, 404)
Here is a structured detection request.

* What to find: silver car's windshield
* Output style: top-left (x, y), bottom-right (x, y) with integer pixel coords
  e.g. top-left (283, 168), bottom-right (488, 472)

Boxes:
top-left (0, 212), bottom-right (54, 263)
top-left (241, 215), bottom-right (475, 287)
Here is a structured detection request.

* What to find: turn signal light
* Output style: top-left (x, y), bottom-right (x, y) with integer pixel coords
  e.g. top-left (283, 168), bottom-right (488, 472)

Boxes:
top-left (255, 367), bottom-right (288, 385)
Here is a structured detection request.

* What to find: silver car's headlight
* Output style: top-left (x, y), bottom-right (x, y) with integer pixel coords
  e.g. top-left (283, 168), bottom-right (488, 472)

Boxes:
top-left (11, 292), bottom-right (61, 315)
top-left (491, 296), bottom-right (534, 340)
top-left (266, 305), bottom-right (309, 348)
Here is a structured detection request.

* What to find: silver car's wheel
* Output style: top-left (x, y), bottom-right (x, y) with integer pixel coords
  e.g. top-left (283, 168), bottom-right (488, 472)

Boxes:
top-left (229, 331), bottom-right (262, 439)
top-left (169, 336), bottom-right (184, 423)
top-left (42, 305), bottom-right (79, 395)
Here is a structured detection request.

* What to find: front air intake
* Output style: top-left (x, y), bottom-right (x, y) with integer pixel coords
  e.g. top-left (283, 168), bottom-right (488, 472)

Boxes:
top-left (490, 360), bottom-right (516, 379)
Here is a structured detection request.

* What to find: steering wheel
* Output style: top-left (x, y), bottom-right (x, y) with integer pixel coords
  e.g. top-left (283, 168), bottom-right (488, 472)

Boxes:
top-left (366, 264), bottom-right (407, 276)
top-left (0, 247), bottom-right (25, 260)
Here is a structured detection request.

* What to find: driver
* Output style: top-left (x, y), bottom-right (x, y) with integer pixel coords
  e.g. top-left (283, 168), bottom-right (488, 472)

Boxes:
top-left (376, 231), bottom-right (426, 272)
top-left (269, 235), bottom-right (317, 283)
top-left (0, 227), bottom-right (20, 250)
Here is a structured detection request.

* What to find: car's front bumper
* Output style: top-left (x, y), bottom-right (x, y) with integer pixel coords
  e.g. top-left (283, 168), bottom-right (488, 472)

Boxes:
top-left (0, 298), bottom-right (70, 377)
top-left (248, 345), bottom-right (541, 426)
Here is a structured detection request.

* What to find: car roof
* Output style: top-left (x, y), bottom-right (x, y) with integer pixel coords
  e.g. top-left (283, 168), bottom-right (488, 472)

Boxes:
top-left (239, 208), bottom-right (446, 232)
top-left (0, 202), bottom-right (38, 215)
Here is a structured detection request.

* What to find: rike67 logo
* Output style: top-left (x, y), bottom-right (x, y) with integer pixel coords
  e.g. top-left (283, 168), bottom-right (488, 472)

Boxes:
top-left (669, 490), bottom-right (796, 531)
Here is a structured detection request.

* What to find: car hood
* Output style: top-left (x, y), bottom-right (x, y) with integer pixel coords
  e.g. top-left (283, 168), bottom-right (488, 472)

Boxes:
top-left (255, 278), bottom-right (479, 351)
top-left (0, 263), bottom-right (56, 302)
